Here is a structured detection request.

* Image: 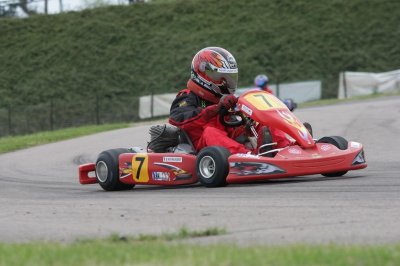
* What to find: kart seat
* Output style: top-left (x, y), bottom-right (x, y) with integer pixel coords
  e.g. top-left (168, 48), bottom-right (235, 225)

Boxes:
top-left (175, 129), bottom-right (196, 155)
top-left (147, 124), bottom-right (196, 154)
top-left (178, 129), bottom-right (194, 147)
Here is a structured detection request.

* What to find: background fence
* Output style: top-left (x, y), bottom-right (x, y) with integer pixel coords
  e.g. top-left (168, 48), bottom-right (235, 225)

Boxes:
top-left (0, 95), bottom-right (140, 137)
top-left (139, 81), bottom-right (322, 119)
top-left (338, 69), bottom-right (400, 99)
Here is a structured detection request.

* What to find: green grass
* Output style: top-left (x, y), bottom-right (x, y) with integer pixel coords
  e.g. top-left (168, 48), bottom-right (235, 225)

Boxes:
top-left (0, 236), bottom-right (399, 266)
top-left (0, 123), bottom-right (129, 154)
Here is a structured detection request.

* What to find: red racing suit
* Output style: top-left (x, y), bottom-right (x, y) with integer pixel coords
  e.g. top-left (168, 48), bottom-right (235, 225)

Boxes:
top-left (169, 89), bottom-right (290, 154)
top-left (169, 89), bottom-right (249, 154)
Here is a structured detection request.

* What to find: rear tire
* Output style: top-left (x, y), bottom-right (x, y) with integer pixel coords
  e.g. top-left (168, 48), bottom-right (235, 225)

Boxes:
top-left (196, 146), bottom-right (231, 187)
top-left (317, 136), bottom-right (348, 177)
top-left (96, 148), bottom-right (135, 191)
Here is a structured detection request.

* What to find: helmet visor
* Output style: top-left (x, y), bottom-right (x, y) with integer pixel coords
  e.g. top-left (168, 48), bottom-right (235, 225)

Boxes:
top-left (205, 68), bottom-right (238, 94)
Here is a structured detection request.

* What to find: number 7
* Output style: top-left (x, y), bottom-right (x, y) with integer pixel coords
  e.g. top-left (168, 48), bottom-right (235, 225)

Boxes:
top-left (254, 94), bottom-right (273, 107)
top-left (135, 157), bottom-right (145, 180)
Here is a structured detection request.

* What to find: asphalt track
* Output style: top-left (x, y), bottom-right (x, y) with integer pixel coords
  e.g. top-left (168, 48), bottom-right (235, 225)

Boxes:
top-left (1, 96), bottom-right (399, 245)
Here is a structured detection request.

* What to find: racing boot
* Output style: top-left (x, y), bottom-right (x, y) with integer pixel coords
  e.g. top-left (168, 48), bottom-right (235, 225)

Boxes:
top-left (256, 126), bottom-right (274, 157)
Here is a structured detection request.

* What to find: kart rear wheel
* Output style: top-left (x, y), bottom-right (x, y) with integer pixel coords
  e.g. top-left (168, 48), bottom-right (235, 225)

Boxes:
top-left (196, 146), bottom-right (231, 187)
top-left (96, 148), bottom-right (135, 191)
top-left (317, 136), bottom-right (348, 177)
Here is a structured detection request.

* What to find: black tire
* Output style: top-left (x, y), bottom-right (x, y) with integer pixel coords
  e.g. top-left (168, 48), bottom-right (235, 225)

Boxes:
top-left (317, 136), bottom-right (348, 150)
top-left (95, 148), bottom-right (135, 191)
top-left (317, 136), bottom-right (349, 177)
top-left (196, 146), bottom-right (231, 188)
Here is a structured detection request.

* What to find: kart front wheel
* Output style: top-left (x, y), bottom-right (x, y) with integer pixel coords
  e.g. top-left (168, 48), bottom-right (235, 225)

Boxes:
top-left (96, 148), bottom-right (135, 191)
top-left (317, 136), bottom-right (348, 177)
top-left (196, 146), bottom-right (231, 187)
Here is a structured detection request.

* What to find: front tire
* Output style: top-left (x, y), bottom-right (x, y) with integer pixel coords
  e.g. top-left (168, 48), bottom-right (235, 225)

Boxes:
top-left (196, 146), bottom-right (231, 187)
top-left (317, 136), bottom-right (348, 177)
top-left (96, 148), bottom-right (135, 191)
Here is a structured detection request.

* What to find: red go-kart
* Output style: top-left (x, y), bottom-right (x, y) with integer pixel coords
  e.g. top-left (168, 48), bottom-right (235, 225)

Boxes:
top-left (79, 90), bottom-right (367, 191)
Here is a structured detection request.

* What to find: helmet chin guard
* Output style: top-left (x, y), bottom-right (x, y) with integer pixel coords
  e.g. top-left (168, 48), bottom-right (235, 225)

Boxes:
top-left (187, 79), bottom-right (220, 103)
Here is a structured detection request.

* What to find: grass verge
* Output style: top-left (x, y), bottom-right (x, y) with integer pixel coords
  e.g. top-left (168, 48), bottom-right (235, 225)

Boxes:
top-left (0, 227), bottom-right (399, 266)
top-left (0, 123), bottom-right (130, 154)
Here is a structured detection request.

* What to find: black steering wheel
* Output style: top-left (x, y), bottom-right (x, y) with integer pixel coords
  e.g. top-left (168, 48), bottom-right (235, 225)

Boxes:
top-left (219, 107), bottom-right (245, 127)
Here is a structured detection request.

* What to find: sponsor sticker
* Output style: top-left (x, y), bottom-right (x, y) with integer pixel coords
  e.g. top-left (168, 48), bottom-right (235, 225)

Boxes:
top-left (236, 153), bottom-right (260, 159)
top-left (163, 157), bottom-right (183, 163)
top-left (288, 148), bottom-right (301, 155)
top-left (152, 172), bottom-right (170, 181)
top-left (217, 68), bottom-right (238, 73)
top-left (229, 162), bottom-right (285, 176)
top-left (320, 144), bottom-right (331, 151)
top-left (350, 142), bottom-right (361, 148)
top-left (178, 101), bottom-right (188, 107)
top-left (241, 104), bottom-right (253, 116)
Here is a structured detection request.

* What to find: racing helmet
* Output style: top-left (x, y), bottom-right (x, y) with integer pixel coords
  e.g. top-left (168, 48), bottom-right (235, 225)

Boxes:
top-left (187, 47), bottom-right (238, 103)
top-left (254, 74), bottom-right (269, 88)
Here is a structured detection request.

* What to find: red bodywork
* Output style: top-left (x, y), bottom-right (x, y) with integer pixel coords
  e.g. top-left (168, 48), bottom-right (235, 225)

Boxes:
top-left (227, 142), bottom-right (366, 183)
top-left (79, 153), bottom-right (198, 186)
top-left (79, 90), bottom-right (367, 187)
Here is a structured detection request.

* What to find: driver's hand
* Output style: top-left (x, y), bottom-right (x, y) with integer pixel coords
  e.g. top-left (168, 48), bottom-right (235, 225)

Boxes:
top-left (219, 94), bottom-right (237, 110)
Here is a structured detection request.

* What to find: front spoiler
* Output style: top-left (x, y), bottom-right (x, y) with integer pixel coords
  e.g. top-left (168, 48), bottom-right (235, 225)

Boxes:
top-left (227, 142), bottom-right (367, 183)
top-left (79, 163), bottom-right (97, 184)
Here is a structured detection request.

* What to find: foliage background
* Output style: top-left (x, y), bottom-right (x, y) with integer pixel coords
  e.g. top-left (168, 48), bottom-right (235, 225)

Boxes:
top-left (0, 0), bottom-right (399, 134)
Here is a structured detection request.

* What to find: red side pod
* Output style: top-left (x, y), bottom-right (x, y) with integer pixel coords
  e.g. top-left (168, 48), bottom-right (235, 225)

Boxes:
top-left (79, 163), bottom-right (97, 184)
top-left (118, 153), bottom-right (198, 186)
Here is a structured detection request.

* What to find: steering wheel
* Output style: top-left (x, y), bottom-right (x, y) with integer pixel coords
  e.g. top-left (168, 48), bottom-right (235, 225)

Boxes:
top-left (219, 107), bottom-right (245, 127)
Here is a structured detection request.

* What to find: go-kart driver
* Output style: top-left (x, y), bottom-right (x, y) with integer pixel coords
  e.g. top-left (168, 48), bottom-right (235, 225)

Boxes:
top-left (169, 47), bottom-right (291, 155)
top-left (254, 74), bottom-right (274, 94)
